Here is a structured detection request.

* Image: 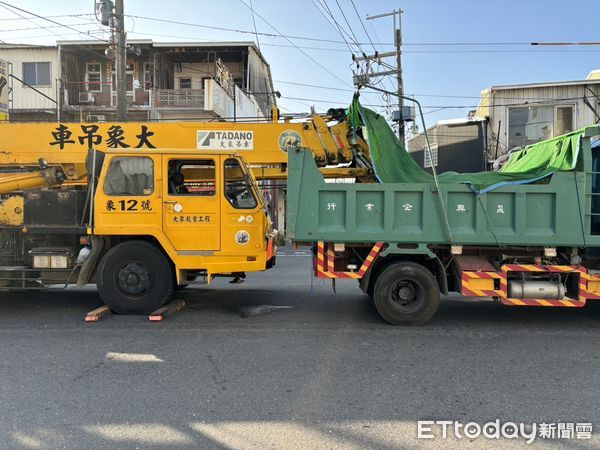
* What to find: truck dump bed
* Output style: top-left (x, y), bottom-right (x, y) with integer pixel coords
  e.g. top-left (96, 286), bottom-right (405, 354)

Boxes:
top-left (287, 126), bottom-right (600, 248)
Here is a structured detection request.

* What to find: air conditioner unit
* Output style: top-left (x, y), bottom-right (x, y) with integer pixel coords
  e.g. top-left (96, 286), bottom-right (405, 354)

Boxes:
top-left (79, 92), bottom-right (95, 103)
top-left (88, 115), bottom-right (106, 123)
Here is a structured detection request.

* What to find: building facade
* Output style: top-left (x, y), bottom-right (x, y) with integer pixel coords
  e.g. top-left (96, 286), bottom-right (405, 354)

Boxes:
top-left (0, 44), bottom-right (60, 121)
top-left (0, 40), bottom-right (276, 123)
top-left (408, 70), bottom-right (600, 172)
top-left (476, 70), bottom-right (600, 156)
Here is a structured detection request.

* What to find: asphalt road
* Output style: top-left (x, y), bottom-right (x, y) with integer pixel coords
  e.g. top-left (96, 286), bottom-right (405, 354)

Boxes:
top-left (1, 249), bottom-right (599, 449)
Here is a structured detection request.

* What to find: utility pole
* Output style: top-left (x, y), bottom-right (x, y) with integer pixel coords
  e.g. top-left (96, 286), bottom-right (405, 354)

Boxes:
top-left (114, 0), bottom-right (127, 121)
top-left (98, 0), bottom-right (127, 120)
top-left (393, 10), bottom-right (404, 144)
top-left (354, 9), bottom-right (406, 144)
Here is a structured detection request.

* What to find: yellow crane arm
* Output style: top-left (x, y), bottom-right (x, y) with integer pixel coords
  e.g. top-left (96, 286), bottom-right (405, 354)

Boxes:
top-left (0, 115), bottom-right (373, 181)
top-left (0, 164), bottom-right (86, 195)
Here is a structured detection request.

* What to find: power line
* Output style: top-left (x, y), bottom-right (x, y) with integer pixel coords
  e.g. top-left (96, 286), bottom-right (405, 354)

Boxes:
top-left (327, 0), bottom-right (394, 113)
top-left (349, 0), bottom-right (376, 53)
top-left (0, 3), bottom-right (113, 62)
top-left (248, 0), bottom-right (261, 51)
top-left (0, 13), bottom-right (94, 21)
top-left (0, 20), bottom-right (100, 33)
top-left (0, 1), bottom-right (122, 49)
top-left (8, 28), bottom-right (598, 55)
top-left (237, 0), bottom-right (353, 88)
top-left (126, 13), bottom-right (391, 46)
top-left (309, 0), bottom-right (356, 54)
top-left (282, 94), bottom-right (589, 109)
top-left (273, 80), bottom-right (600, 102)
top-left (275, 79), bottom-right (355, 92)
top-left (112, 13), bottom-right (600, 49)
top-left (332, 0), bottom-right (362, 51)
top-left (122, 31), bottom-right (600, 54)
top-left (346, 1), bottom-right (396, 118)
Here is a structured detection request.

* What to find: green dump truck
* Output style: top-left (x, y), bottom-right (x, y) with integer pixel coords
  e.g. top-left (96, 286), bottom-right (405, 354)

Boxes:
top-left (287, 103), bottom-right (600, 325)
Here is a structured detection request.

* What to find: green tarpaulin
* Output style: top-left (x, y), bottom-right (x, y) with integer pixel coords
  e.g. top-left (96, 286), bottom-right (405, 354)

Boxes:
top-left (349, 96), bottom-right (582, 193)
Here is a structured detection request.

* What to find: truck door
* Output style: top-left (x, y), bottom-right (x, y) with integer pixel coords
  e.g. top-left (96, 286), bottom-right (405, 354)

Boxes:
top-left (162, 157), bottom-right (220, 251)
top-left (221, 157), bottom-right (266, 253)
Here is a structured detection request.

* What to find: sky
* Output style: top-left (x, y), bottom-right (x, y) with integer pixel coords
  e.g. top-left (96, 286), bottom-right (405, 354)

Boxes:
top-left (0, 0), bottom-right (598, 132)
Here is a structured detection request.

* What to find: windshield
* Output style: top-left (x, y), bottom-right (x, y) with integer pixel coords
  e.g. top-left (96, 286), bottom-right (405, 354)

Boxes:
top-left (224, 158), bottom-right (260, 209)
top-left (239, 158), bottom-right (268, 211)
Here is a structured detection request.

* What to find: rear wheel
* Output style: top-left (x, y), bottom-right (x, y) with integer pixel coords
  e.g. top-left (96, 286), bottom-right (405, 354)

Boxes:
top-left (97, 241), bottom-right (174, 314)
top-left (373, 262), bottom-right (440, 325)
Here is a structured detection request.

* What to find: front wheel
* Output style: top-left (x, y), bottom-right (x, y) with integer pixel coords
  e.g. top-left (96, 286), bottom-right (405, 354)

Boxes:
top-left (97, 241), bottom-right (174, 314)
top-left (373, 262), bottom-right (440, 325)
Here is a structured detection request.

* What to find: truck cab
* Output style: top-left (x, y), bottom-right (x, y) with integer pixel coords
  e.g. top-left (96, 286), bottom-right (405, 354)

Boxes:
top-left (92, 149), bottom-right (276, 313)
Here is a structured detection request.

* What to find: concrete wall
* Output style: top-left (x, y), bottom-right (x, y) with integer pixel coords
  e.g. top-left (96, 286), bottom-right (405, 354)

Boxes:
top-left (173, 62), bottom-right (245, 90)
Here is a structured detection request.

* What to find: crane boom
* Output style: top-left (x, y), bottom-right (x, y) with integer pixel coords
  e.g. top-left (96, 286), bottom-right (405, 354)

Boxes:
top-left (0, 164), bottom-right (86, 195)
top-left (0, 115), bottom-right (373, 182)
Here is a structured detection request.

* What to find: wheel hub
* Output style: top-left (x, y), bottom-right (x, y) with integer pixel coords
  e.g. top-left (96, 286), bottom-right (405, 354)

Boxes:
top-left (117, 262), bottom-right (151, 295)
top-left (392, 281), bottom-right (418, 307)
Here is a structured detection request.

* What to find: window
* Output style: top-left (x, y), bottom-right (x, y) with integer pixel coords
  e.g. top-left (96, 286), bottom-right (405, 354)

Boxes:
top-left (22, 62), bottom-right (51, 86)
top-left (104, 157), bottom-right (154, 196)
top-left (85, 63), bottom-right (102, 92)
top-left (179, 78), bottom-right (192, 89)
top-left (143, 62), bottom-right (153, 90)
top-left (111, 63), bottom-right (134, 95)
top-left (423, 143), bottom-right (438, 168)
top-left (555, 105), bottom-right (574, 135)
top-left (168, 159), bottom-right (215, 196)
top-left (508, 105), bottom-right (574, 148)
top-left (224, 158), bottom-right (257, 209)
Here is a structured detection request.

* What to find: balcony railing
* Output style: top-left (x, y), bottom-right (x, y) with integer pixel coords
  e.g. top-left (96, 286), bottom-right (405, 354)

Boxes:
top-left (153, 89), bottom-right (205, 108)
top-left (63, 81), bottom-right (150, 108)
top-left (61, 80), bottom-right (264, 118)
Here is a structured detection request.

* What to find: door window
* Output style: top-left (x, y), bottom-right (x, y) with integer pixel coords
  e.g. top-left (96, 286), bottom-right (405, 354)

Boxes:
top-left (86, 63), bottom-right (102, 92)
top-left (104, 157), bottom-right (154, 196)
top-left (224, 158), bottom-right (257, 209)
top-left (168, 159), bottom-right (216, 196)
top-left (555, 105), bottom-right (574, 135)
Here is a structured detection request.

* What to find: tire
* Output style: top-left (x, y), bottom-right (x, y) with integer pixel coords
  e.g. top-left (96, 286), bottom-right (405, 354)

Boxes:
top-left (373, 261), bottom-right (440, 325)
top-left (97, 240), bottom-right (174, 314)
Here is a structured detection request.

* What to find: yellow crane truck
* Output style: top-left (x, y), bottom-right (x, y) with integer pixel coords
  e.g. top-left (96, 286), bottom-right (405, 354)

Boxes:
top-left (2, 106), bottom-right (600, 326)
top-left (0, 112), bottom-right (374, 314)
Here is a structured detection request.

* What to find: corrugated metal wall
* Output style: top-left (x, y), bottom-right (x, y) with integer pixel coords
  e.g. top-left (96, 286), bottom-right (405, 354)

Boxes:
top-left (407, 121), bottom-right (486, 173)
top-left (0, 47), bottom-right (59, 110)
top-left (247, 47), bottom-right (274, 118)
top-left (486, 84), bottom-right (600, 156)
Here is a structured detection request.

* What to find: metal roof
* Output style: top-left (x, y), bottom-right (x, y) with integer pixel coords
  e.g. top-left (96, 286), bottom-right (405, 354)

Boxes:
top-left (56, 39), bottom-right (153, 46)
top-left (0, 43), bottom-right (56, 49)
top-left (55, 39), bottom-right (257, 50)
top-left (437, 117), bottom-right (486, 126)
top-left (152, 41), bottom-right (256, 48)
top-left (2, 40), bottom-right (262, 59)
top-left (491, 78), bottom-right (600, 91)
